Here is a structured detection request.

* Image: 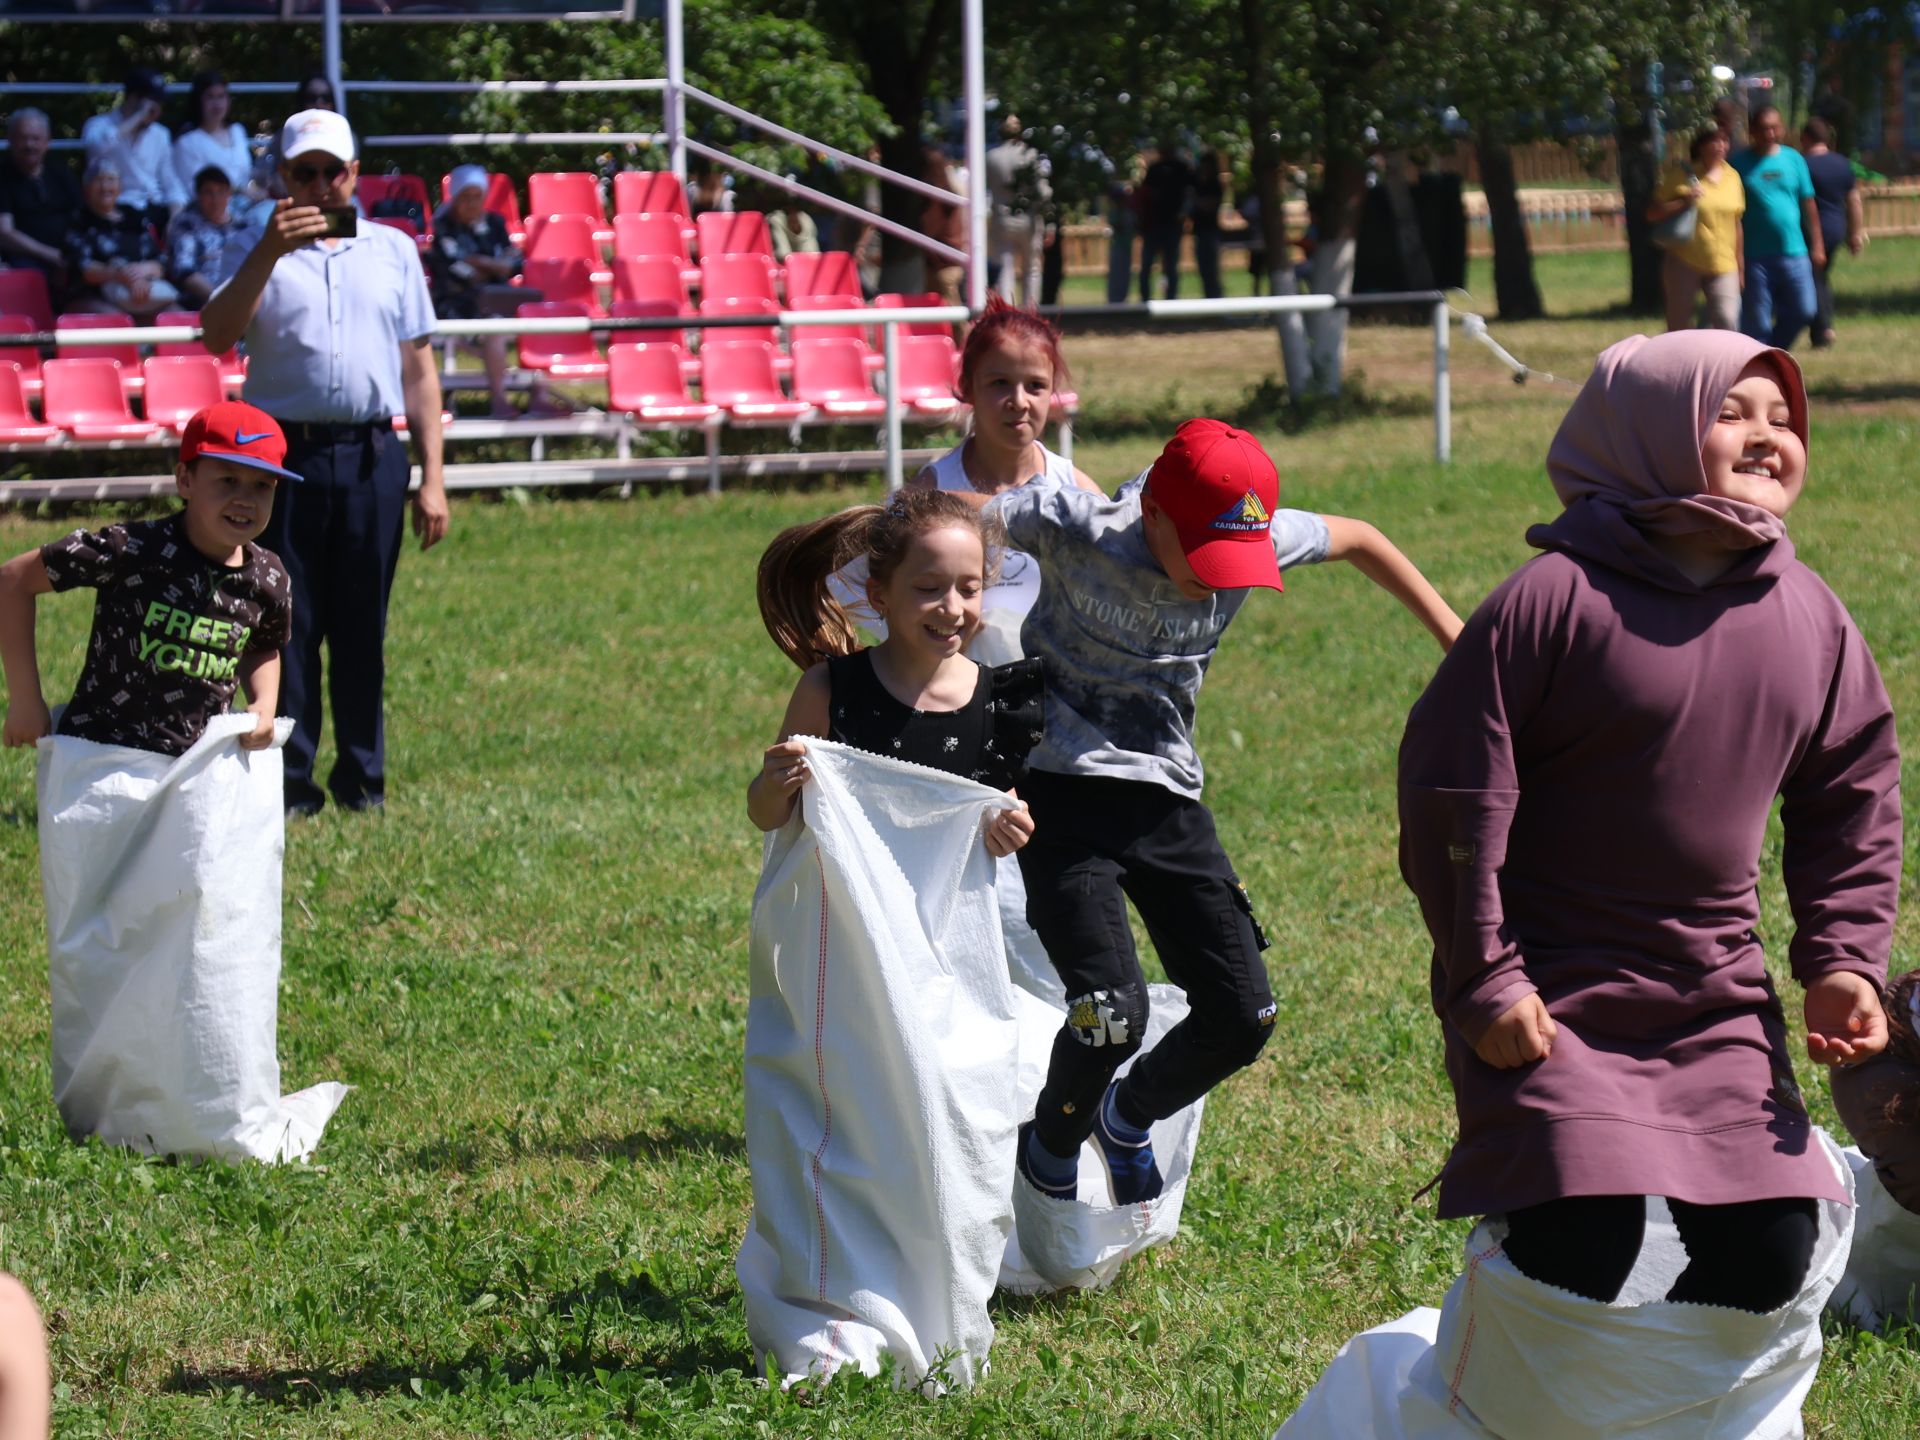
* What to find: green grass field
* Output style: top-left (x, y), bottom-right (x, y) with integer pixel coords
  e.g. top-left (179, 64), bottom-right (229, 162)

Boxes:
top-left (1, 244), bottom-right (1916, 1437)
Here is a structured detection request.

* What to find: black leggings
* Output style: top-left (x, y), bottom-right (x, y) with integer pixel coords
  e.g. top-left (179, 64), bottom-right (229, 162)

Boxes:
top-left (1502, 1194), bottom-right (1819, 1313)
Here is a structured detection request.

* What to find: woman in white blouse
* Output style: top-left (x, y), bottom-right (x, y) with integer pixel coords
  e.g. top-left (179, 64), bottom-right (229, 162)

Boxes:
top-left (172, 71), bottom-right (259, 217)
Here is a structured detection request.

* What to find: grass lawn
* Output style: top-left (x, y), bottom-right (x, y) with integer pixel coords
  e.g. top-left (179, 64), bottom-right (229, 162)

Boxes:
top-left (0, 245), bottom-right (1916, 1437)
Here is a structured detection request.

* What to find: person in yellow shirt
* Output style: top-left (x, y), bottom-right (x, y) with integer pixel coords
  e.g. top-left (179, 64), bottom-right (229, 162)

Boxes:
top-left (1648, 128), bottom-right (1746, 331)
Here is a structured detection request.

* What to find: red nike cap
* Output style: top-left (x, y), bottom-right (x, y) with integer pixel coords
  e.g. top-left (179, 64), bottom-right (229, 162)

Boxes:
top-left (179, 401), bottom-right (301, 482)
top-left (1146, 418), bottom-right (1283, 592)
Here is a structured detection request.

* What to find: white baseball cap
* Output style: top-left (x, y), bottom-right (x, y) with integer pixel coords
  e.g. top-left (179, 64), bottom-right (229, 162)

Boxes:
top-left (280, 108), bottom-right (356, 164)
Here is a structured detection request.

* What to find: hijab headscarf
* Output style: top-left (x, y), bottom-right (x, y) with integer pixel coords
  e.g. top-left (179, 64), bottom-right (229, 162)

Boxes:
top-left (1545, 330), bottom-right (1808, 550)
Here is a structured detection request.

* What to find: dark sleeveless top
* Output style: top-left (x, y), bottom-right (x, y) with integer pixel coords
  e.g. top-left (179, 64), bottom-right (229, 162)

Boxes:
top-left (825, 650), bottom-right (1043, 792)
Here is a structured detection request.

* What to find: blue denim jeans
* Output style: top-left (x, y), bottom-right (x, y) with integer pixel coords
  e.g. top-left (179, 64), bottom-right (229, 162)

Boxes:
top-left (1741, 253), bottom-right (1816, 351)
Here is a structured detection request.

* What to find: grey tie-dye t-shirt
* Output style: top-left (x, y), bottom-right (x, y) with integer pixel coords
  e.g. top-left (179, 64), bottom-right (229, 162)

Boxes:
top-left (988, 473), bottom-right (1329, 798)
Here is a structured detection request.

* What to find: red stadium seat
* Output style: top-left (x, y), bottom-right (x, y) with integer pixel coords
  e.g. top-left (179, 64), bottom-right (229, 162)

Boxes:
top-left (610, 256), bottom-right (691, 310)
top-left (608, 298), bottom-right (690, 356)
top-left (699, 341), bottom-right (808, 422)
top-left (515, 301), bottom-right (609, 379)
top-left (607, 344), bottom-right (717, 424)
top-left (0, 364), bottom-right (57, 443)
top-left (792, 338), bottom-right (885, 418)
top-left (154, 310), bottom-right (246, 392)
top-left (783, 250), bottom-right (860, 302)
top-left (698, 295), bottom-right (778, 351)
top-left (441, 171), bottom-right (527, 243)
top-left (141, 355), bottom-right (225, 432)
top-left (528, 172), bottom-right (609, 237)
top-left (524, 213), bottom-right (603, 263)
top-left (695, 210), bottom-right (773, 262)
top-left (784, 293), bottom-right (866, 342)
top-left (698, 253), bottom-right (777, 306)
top-left (892, 335), bottom-right (963, 417)
top-left (873, 291), bottom-right (954, 338)
top-left (43, 358), bottom-right (162, 441)
top-left (357, 173), bottom-right (431, 214)
top-left (373, 215), bottom-right (420, 240)
top-left (0, 316), bottom-right (45, 396)
top-left (0, 270), bottom-right (54, 331)
top-left (612, 170), bottom-right (691, 229)
top-left (611, 214), bottom-right (699, 285)
top-left (521, 257), bottom-right (604, 316)
top-left (55, 313), bottom-right (141, 392)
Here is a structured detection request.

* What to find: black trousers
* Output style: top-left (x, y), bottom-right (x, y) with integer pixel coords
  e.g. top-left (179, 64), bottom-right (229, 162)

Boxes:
top-left (264, 419), bottom-right (411, 811)
top-left (1502, 1194), bottom-right (1820, 1313)
top-left (1811, 243), bottom-right (1842, 340)
top-left (1017, 771), bottom-right (1275, 1156)
top-left (1138, 224), bottom-right (1184, 301)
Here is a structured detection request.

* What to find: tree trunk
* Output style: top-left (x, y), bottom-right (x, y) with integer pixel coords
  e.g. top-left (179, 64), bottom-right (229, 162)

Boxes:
top-left (876, 129), bottom-right (928, 294)
top-left (1307, 151), bottom-right (1369, 396)
top-left (1475, 126), bottom-right (1544, 321)
top-left (1616, 78), bottom-right (1663, 315)
top-left (1236, 0), bottom-right (1310, 398)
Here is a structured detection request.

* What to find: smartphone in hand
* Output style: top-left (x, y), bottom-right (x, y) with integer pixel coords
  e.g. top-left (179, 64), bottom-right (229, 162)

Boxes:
top-left (319, 206), bottom-right (357, 239)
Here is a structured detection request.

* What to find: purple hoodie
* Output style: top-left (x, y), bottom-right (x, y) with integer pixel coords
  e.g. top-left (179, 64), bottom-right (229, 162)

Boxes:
top-left (1399, 334), bottom-right (1902, 1219)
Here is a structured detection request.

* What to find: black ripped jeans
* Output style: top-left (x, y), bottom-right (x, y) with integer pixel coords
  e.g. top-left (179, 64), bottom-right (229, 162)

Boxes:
top-left (1016, 771), bottom-right (1276, 1156)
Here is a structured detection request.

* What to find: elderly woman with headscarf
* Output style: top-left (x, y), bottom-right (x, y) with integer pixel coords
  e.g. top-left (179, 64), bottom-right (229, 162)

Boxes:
top-left (1399, 330), bottom-right (1901, 1322)
top-left (428, 163), bottom-right (526, 417)
top-left (62, 157), bottom-right (176, 317)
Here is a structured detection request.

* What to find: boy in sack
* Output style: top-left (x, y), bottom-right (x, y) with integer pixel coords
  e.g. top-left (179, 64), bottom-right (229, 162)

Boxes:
top-left (0, 402), bottom-right (347, 1161)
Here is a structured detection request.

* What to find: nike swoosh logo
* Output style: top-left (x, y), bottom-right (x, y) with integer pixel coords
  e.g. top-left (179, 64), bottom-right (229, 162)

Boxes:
top-left (234, 430), bottom-right (275, 444)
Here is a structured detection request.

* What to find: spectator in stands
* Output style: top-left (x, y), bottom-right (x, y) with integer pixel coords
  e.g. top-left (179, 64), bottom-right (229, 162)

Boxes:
top-left (63, 159), bottom-right (176, 318)
top-left (173, 70), bottom-right (259, 220)
top-left (690, 164), bottom-right (734, 215)
top-left (1801, 117), bottom-right (1865, 349)
top-left (985, 113), bottom-right (1050, 305)
top-left (1190, 147), bottom-right (1228, 299)
top-left (920, 144), bottom-right (965, 309)
top-left (0, 108), bottom-right (81, 298)
top-left (770, 185), bottom-right (820, 263)
top-left (201, 107), bottom-right (450, 817)
top-left (82, 68), bottom-right (187, 224)
top-left (1649, 126), bottom-right (1745, 333)
top-left (1731, 103), bottom-right (1823, 350)
top-left (1138, 140), bottom-right (1193, 301)
top-left (428, 163), bottom-right (525, 418)
top-left (165, 165), bottom-right (242, 308)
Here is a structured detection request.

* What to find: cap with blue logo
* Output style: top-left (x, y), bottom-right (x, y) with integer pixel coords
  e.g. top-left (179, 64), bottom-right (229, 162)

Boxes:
top-left (1147, 417), bottom-right (1284, 592)
top-left (178, 401), bottom-right (302, 482)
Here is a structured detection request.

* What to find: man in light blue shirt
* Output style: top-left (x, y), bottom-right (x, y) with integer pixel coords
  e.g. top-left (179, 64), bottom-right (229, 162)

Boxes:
top-left (201, 108), bottom-right (449, 816)
top-left (1730, 104), bottom-right (1825, 350)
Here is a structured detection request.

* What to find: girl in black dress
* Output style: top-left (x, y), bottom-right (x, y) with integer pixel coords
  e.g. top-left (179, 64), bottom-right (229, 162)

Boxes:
top-left (748, 489), bottom-right (1041, 845)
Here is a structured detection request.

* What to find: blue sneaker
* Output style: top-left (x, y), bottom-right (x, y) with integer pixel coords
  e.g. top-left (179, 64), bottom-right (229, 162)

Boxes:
top-left (1094, 1092), bottom-right (1164, 1205)
top-left (1016, 1121), bottom-right (1078, 1202)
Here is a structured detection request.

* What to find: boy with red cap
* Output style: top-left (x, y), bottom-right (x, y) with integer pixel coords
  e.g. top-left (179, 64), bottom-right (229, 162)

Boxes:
top-left (0, 400), bottom-right (297, 754)
top-left (974, 418), bottom-right (1461, 1204)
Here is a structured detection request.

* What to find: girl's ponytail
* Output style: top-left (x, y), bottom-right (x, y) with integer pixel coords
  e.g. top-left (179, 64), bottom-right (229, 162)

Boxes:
top-left (756, 506), bottom-right (882, 670)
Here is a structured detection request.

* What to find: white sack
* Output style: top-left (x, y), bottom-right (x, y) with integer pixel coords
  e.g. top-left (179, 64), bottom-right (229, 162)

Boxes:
top-left (39, 713), bottom-right (347, 1164)
top-left (999, 985), bottom-right (1205, 1294)
top-left (1277, 1129), bottom-right (1856, 1440)
top-left (739, 739), bottom-right (1024, 1390)
top-left (1830, 1144), bottom-right (1920, 1331)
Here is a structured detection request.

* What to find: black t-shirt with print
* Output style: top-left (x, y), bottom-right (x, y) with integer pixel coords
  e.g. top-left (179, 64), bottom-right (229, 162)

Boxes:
top-left (41, 514), bottom-right (293, 757)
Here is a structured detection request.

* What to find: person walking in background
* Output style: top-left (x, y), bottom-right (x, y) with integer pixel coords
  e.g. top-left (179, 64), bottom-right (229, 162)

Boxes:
top-left (1801, 117), bottom-right (1865, 349)
top-left (1731, 104), bottom-right (1823, 351)
top-left (1104, 155), bottom-right (1140, 304)
top-left (173, 71), bottom-right (259, 220)
top-left (1138, 141), bottom-right (1192, 301)
top-left (1649, 127), bottom-right (1745, 332)
top-left (1190, 148), bottom-right (1227, 300)
top-left (82, 68), bottom-right (186, 224)
top-left (985, 113), bottom-right (1050, 306)
top-left (0, 108), bottom-right (81, 298)
top-left (200, 108), bottom-right (450, 817)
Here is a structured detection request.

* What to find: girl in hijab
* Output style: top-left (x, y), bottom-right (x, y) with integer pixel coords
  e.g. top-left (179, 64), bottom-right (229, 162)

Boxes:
top-left (1399, 330), bottom-right (1902, 1313)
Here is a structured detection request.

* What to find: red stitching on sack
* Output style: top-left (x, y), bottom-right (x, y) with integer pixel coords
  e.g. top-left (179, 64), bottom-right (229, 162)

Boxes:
top-left (1448, 1240), bottom-right (1500, 1411)
top-left (810, 851), bottom-right (834, 1305)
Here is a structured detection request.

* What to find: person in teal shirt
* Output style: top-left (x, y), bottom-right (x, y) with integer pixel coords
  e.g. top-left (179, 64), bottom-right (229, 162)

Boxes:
top-left (1730, 104), bottom-right (1825, 350)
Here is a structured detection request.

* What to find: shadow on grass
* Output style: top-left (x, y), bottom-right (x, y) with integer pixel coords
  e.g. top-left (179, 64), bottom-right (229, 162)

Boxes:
top-left (1075, 373), bottom-right (1431, 443)
top-left (411, 1119), bottom-right (743, 1172)
top-left (1803, 379), bottom-right (1920, 405)
top-left (165, 1274), bottom-right (752, 1407)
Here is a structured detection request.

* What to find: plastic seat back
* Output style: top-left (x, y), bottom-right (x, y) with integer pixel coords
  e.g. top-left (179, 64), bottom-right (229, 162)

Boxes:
top-left (43, 357), bottom-right (153, 434)
top-left (786, 293), bottom-right (868, 344)
top-left (698, 253), bottom-right (777, 306)
top-left (141, 354), bottom-right (225, 429)
top-left (894, 334), bottom-right (962, 404)
top-left (154, 310), bottom-right (245, 387)
top-left (608, 298), bottom-right (686, 351)
top-left (521, 257), bottom-right (601, 314)
top-left (528, 172), bottom-right (607, 228)
top-left (701, 341), bottom-right (797, 408)
top-left (792, 338), bottom-right (883, 410)
top-left (607, 343), bottom-right (713, 420)
top-left (696, 210), bottom-right (773, 262)
top-left (613, 171), bottom-right (690, 222)
top-left (0, 270), bottom-right (54, 331)
top-left (0, 363), bottom-right (56, 440)
top-left (785, 250), bottom-right (860, 301)
top-left (610, 256), bottom-right (689, 309)
top-left (523, 214), bottom-right (603, 264)
top-left (612, 213), bottom-right (692, 265)
top-left (873, 291), bottom-right (954, 338)
top-left (56, 312), bottom-right (139, 370)
top-left (515, 301), bottom-right (608, 376)
top-left (0, 315), bottom-right (45, 393)
top-left (698, 295), bottom-right (778, 349)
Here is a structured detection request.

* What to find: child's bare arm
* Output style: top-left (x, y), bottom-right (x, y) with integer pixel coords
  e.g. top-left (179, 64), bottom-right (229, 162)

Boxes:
top-left (1805, 971), bottom-right (1887, 1066)
top-left (236, 650), bottom-right (280, 751)
top-left (1320, 515), bottom-right (1464, 651)
top-left (0, 549), bottom-right (54, 748)
top-left (747, 663), bottom-right (831, 831)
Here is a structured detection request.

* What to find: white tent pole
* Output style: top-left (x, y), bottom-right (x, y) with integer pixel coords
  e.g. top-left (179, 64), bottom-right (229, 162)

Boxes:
top-left (963, 0), bottom-right (986, 313)
top-left (665, 0), bottom-right (686, 184)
